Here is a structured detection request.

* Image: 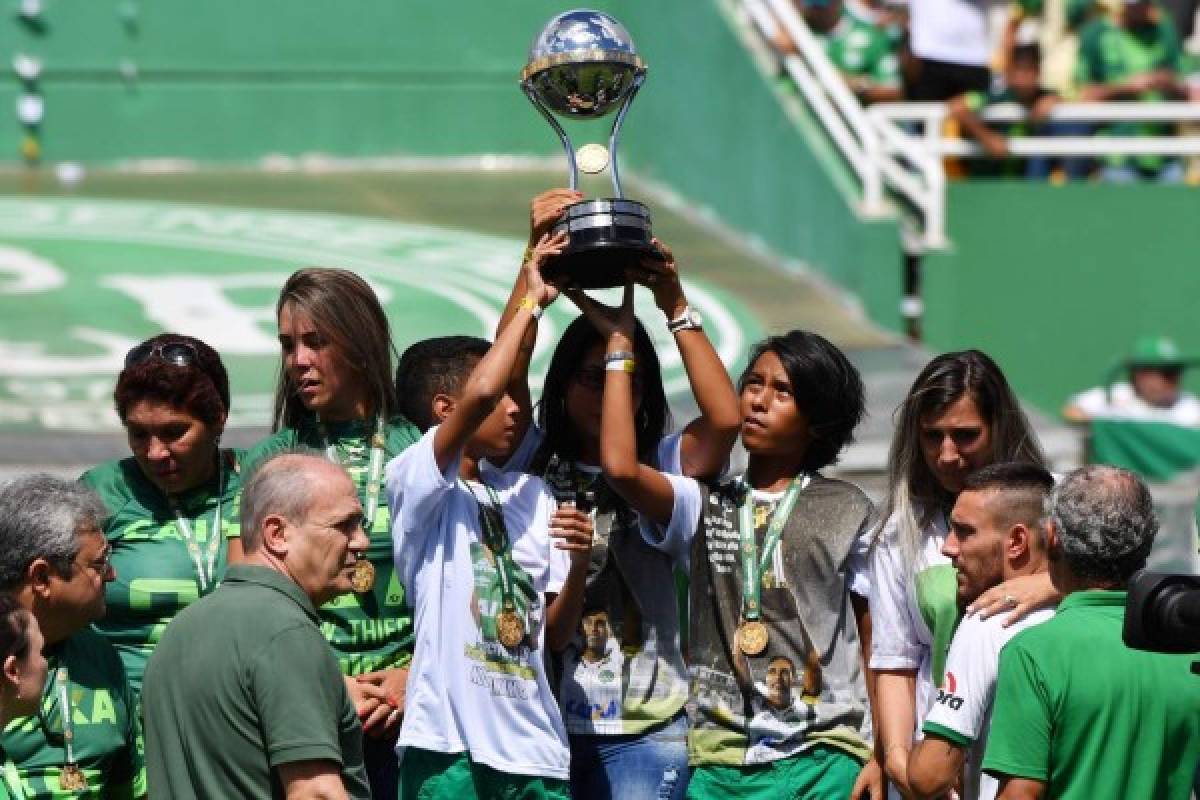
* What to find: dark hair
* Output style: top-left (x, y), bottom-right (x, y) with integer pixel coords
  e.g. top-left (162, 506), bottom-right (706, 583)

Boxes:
top-left (739, 330), bottom-right (865, 472)
top-left (273, 268), bottom-right (398, 431)
top-left (1010, 43), bottom-right (1041, 67)
top-left (530, 314), bottom-right (669, 473)
top-left (963, 461), bottom-right (1054, 540)
top-left (395, 336), bottom-right (491, 432)
top-left (114, 334), bottom-right (229, 427)
top-left (0, 595), bottom-right (32, 665)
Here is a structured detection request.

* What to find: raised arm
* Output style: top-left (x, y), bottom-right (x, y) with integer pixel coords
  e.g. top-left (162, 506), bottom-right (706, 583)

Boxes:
top-left (628, 240), bottom-right (739, 479)
top-left (432, 232), bottom-right (566, 472)
top-left (494, 189), bottom-right (583, 452)
top-left (567, 284), bottom-right (678, 526)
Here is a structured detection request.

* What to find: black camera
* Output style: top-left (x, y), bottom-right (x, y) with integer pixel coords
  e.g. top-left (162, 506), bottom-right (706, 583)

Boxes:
top-left (1123, 570), bottom-right (1200, 654)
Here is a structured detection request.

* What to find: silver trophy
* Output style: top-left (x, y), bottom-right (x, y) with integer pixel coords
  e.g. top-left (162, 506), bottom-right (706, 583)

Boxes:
top-left (521, 9), bottom-right (663, 289)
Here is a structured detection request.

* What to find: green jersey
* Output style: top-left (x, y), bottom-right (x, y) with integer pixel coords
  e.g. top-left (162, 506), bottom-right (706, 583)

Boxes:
top-left (245, 415), bottom-right (420, 675)
top-left (81, 450), bottom-right (243, 695)
top-left (984, 590), bottom-right (1200, 799)
top-left (822, 12), bottom-right (900, 87)
top-left (2, 630), bottom-right (145, 800)
top-left (1075, 15), bottom-right (1182, 170)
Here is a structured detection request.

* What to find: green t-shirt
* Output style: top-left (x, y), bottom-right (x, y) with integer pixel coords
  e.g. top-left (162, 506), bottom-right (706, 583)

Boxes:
top-left (1075, 15), bottom-right (1182, 170)
top-left (983, 590), bottom-right (1200, 799)
top-left (2, 630), bottom-right (145, 800)
top-left (81, 450), bottom-right (243, 695)
top-left (821, 11), bottom-right (900, 87)
top-left (143, 565), bottom-right (369, 800)
top-left (244, 415), bottom-right (420, 675)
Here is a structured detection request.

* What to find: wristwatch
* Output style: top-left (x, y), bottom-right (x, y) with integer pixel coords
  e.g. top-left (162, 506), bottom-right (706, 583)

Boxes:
top-left (667, 306), bottom-right (703, 333)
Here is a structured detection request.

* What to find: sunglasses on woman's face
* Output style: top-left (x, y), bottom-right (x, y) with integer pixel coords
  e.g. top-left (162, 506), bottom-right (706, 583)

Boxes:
top-left (124, 341), bottom-right (200, 369)
top-left (573, 366), bottom-right (644, 393)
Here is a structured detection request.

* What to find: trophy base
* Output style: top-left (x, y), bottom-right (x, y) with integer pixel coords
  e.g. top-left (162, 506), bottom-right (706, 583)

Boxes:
top-left (546, 199), bottom-right (664, 289)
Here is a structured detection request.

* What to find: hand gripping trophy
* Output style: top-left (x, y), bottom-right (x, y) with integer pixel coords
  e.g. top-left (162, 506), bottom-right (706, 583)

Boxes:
top-left (521, 9), bottom-right (664, 288)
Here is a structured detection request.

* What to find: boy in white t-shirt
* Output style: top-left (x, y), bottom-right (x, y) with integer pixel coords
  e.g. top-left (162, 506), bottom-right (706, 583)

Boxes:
top-left (907, 462), bottom-right (1057, 800)
top-left (386, 234), bottom-right (594, 800)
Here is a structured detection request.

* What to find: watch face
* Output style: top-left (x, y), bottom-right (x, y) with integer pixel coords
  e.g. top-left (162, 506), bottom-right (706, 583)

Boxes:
top-left (688, 310), bottom-right (703, 326)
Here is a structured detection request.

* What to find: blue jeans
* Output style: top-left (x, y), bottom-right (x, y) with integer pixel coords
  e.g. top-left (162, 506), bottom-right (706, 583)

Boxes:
top-left (569, 713), bottom-right (690, 800)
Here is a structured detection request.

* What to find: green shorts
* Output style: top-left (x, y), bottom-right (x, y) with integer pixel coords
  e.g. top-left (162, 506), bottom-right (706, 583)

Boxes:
top-left (399, 747), bottom-right (570, 800)
top-left (687, 745), bottom-right (863, 800)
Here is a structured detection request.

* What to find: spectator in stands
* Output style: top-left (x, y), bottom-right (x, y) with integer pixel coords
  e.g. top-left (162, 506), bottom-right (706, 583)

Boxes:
top-left (1063, 335), bottom-right (1200, 425)
top-left (906, 462), bottom-right (1056, 800)
top-left (795, 0), bottom-right (904, 103)
top-left (1000, 0), bottom-right (1101, 97)
top-left (947, 44), bottom-right (1066, 178)
top-left (144, 453), bottom-right (371, 800)
top-left (905, 0), bottom-right (994, 100)
top-left (983, 466), bottom-right (1200, 799)
top-left (0, 475), bottom-right (145, 799)
top-left (1075, 0), bottom-right (1188, 182)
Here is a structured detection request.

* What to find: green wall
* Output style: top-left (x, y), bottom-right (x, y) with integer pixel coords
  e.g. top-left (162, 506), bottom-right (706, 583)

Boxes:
top-left (923, 182), bottom-right (1200, 416)
top-left (3, 0), bottom-right (903, 333)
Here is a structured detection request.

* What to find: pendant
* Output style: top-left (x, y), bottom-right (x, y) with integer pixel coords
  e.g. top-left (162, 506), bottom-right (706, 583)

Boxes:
top-left (351, 559), bottom-right (376, 594)
top-left (496, 609), bottom-right (526, 649)
top-left (59, 763), bottom-right (87, 791)
top-left (737, 619), bottom-right (769, 657)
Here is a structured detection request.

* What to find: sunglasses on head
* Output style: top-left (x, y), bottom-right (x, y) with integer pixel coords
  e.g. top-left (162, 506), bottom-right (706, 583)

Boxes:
top-left (124, 341), bottom-right (200, 370)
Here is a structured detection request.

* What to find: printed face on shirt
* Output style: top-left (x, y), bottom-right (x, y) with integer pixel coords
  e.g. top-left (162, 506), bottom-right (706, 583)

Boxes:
top-left (920, 394), bottom-right (993, 494)
top-left (739, 350), bottom-right (812, 459)
top-left (580, 609), bottom-right (611, 661)
top-left (277, 302), bottom-right (369, 422)
top-left (284, 466), bottom-right (368, 605)
top-left (2, 610), bottom-right (48, 719)
top-left (50, 525), bottom-right (114, 630)
top-left (945, 489), bottom-right (1007, 607)
top-left (125, 399), bottom-right (223, 497)
top-left (765, 656), bottom-right (795, 710)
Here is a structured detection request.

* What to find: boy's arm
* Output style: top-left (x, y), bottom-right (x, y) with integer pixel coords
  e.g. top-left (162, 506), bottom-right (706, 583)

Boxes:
top-left (432, 232), bottom-right (567, 473)
top-left (947, 93), bottom-right (1010, 159)
top-left (628, 240), bottom-right (740, 480)
top-left (566, 284), bottom-right (678, 526)
top-left (493, 189), bottom-right (582, 457)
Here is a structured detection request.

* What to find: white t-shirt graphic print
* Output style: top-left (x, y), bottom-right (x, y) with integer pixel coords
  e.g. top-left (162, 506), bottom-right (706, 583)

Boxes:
top-left (386, 427), bottom-right (569, 779)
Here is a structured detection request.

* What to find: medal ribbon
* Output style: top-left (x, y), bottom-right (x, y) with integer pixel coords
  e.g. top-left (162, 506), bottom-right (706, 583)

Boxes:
top-left (169, 456), bottom-right (225, 593)
top-left (54, 667), bottom-right (80, 781)
top-left (737, 474), bottom-right (811, 622)
top-left (2, 759), bottom-right (27, 800)
top-left (319, 414), bottom-right (387, 532)
top-left (467, 480), bottom-right (519, 613)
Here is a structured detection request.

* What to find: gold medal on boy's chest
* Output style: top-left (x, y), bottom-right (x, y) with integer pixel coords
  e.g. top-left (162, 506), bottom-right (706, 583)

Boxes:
top-left (59, 763), bottom-right (87, 791)
top-left (352, 558), bottom-right (376, 594)
top-left (496, 609), bottom-right (526, 649)
top-left (737, 620), bottom-right (769, 657)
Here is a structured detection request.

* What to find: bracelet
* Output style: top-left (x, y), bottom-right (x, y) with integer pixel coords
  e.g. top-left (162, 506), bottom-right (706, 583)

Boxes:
top-left (604, 351), bottom-right (635, 363)
top-left (521, 245), bottom-right (534, 264)
top-left (605, 359), bottom-right (637, 374)
top-left (518, 295), bottom-right (543, 320)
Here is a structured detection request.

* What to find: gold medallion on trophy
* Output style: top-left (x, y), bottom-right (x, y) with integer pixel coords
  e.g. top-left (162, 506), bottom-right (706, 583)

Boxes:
top-left (737, 620), bottom-right (769, 657)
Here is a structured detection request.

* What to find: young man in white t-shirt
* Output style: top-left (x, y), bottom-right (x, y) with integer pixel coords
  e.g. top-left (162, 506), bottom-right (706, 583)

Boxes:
top-left (386, 234), bottom-right (594, 800)
top-left (907, 462), bottom-right (1057, 800)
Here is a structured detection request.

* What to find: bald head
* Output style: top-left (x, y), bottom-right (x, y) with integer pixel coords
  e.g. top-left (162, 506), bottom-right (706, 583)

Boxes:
top-left (240, 453), bottom-right (350, 553)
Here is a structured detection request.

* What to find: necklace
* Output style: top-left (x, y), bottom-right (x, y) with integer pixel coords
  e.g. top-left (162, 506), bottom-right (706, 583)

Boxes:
top-left (168, 455), bottom-right (225, 593)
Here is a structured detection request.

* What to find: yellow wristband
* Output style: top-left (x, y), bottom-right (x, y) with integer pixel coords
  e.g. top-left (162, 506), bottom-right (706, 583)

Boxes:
top-left (605, 359), bottom-right (636, 374)
top-left (521, 245), bottom-right (535, 264)
top-left (518, 295), bottom-right (543, 320)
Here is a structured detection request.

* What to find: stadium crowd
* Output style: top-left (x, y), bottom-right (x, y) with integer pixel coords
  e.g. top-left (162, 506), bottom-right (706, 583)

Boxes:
top-left (1, 191), bottom-right (1198, 800)
top-left (760, 0), bottom-right (1200, 182)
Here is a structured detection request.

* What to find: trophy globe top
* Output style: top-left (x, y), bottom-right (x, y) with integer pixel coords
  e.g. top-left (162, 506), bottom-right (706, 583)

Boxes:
top-left (521, 9), bottom-right (646, 119)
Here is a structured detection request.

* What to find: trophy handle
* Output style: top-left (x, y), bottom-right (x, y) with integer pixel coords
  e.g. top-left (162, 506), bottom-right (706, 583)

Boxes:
top-left (522, 82), bottom-right (579, 191)
top-left (607, 71), bottom-right (645, 199)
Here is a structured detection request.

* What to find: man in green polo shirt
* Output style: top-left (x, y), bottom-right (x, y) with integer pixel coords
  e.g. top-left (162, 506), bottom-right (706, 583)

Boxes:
top-left (0, 475), bottom-right (145, 800)
top-left (143, 453), bottom-right (371, 800)
top-left (984, 465), bottom-right (1200, 799)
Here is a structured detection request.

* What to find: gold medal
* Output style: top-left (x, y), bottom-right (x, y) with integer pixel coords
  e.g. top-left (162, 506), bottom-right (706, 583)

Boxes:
top-left (737, 620), bottom-right (769, 656)
top-left (351, 558), bottom-right (376, 593)
top-left (496, 609), bottom-right (526, 649)
top-left (59, 763), bottom-right (87, 791)
top-left (576, 143), bottom-right (610, 174)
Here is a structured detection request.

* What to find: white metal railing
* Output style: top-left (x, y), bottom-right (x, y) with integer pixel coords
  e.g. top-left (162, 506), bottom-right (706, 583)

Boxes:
top-left (869, 102), bottom-right (1200, 248)
top-left (743, 0), bottom-right (886, 215)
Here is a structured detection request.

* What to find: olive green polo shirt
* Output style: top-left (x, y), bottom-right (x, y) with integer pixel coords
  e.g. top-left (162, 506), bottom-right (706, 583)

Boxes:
top-left (142, 564), bottom-right (369, 800)
top-left (984, 590), bottom-right (1200, 799)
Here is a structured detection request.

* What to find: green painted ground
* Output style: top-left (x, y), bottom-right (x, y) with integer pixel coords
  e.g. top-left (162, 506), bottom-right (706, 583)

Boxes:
top-left (0, 168), bottom-right (890, 435)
